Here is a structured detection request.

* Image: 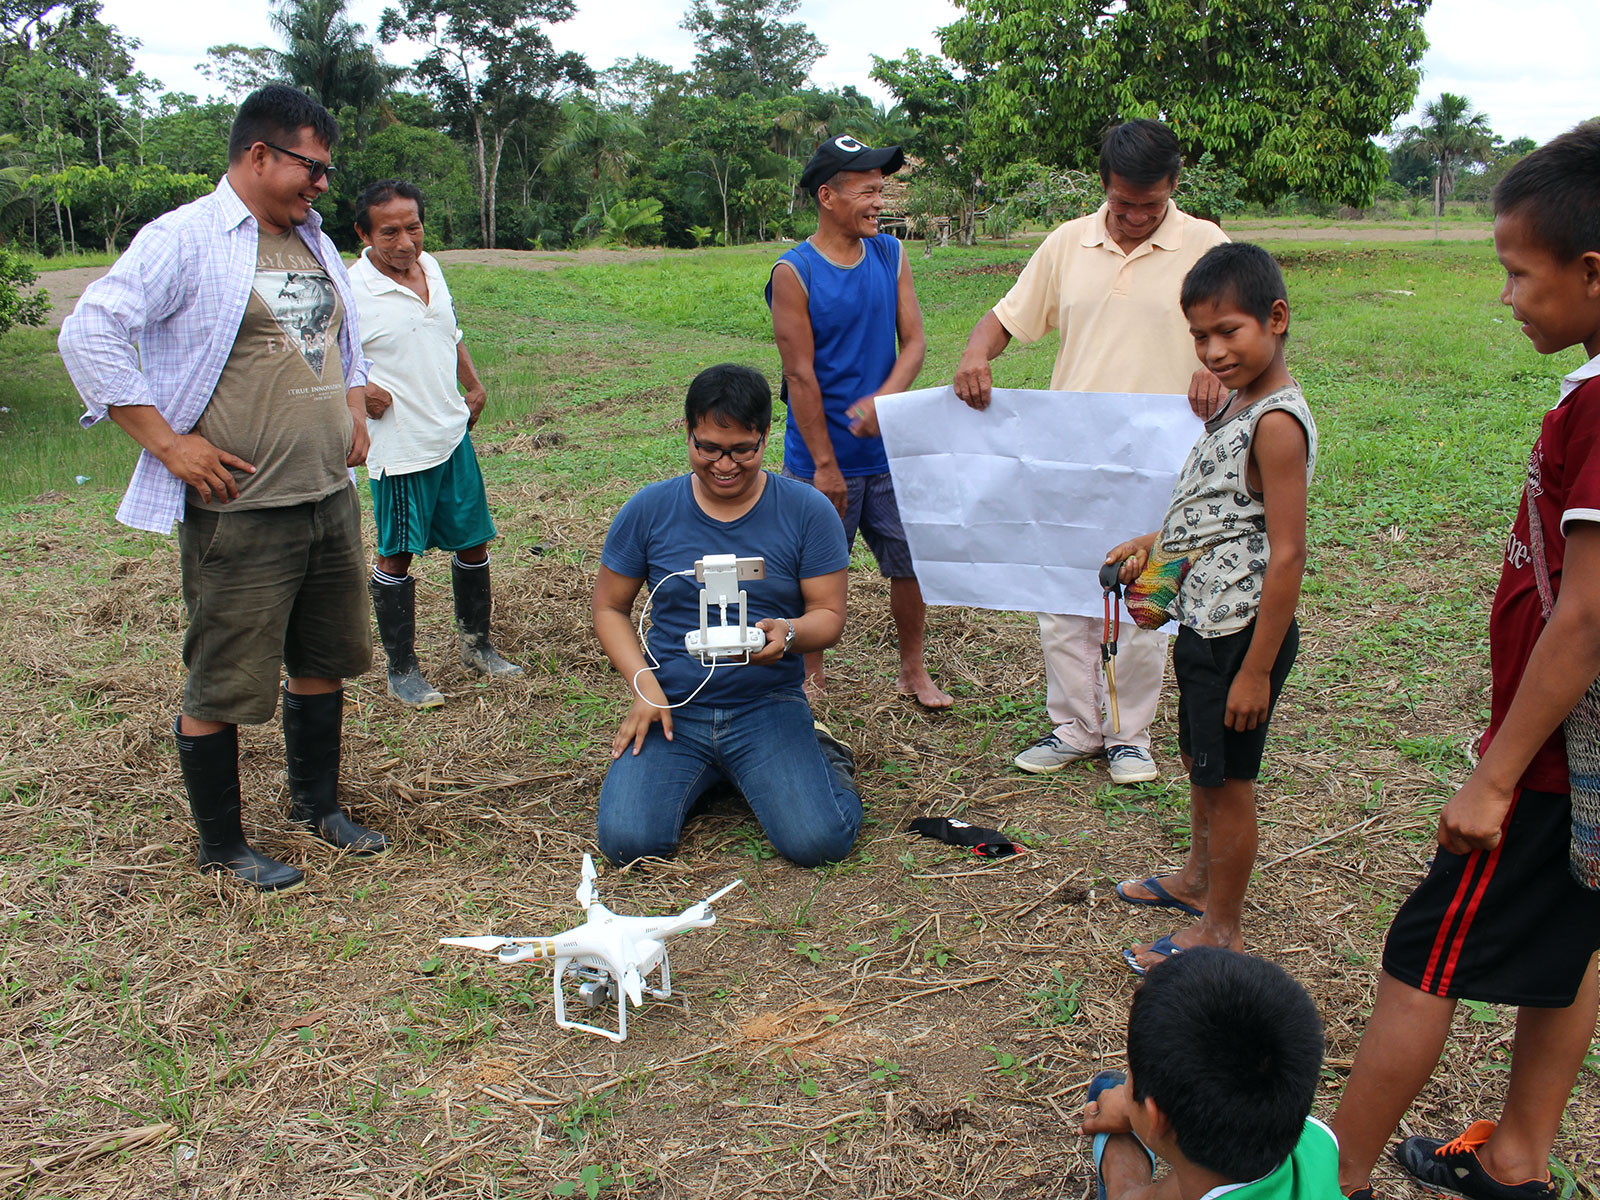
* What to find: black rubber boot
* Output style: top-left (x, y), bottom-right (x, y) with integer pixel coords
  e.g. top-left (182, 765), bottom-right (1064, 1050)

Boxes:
top-left (451, 558), bottom-right (524, 677)
top-left (369, 576), bottom-right (445, 708)
top-left (281, 688), bottom-right (388, 855)
top-left (174, 716), bottom-right (304, 891)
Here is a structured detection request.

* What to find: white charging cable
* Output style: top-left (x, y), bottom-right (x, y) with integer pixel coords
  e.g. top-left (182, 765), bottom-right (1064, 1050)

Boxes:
top-left (631, 568), bottom-right (721, 710)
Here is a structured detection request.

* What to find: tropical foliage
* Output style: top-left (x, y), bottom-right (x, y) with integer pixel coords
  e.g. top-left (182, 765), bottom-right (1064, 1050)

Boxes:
top-left (0, 0), bottom-right (1541, 309)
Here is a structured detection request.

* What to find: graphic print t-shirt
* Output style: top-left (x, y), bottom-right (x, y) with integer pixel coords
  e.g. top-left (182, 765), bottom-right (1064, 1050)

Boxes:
top-left (190, 228), bottom-right (352, 509)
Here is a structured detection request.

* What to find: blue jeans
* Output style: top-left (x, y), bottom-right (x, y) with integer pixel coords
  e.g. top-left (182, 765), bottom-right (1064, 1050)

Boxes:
top-left (597, 692), bottom-right (861, 868)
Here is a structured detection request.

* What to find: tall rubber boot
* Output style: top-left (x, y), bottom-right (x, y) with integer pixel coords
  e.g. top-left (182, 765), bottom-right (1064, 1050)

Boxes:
top-left (452, 557), bottom-right (524, 677)
top-left (369, 575), bottom-right (445, 708)
top-left (281, 688), bottom-right (388, 856)
top-left (174, 716), bottom-right (303, 891)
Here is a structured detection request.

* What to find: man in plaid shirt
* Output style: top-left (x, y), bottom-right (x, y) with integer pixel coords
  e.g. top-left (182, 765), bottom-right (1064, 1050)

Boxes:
top-left (60, 85), bottom-right (387, 892)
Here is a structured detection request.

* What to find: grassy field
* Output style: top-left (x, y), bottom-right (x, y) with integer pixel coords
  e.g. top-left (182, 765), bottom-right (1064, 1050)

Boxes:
top-left (2, 230), bottom-right (1597, 1199)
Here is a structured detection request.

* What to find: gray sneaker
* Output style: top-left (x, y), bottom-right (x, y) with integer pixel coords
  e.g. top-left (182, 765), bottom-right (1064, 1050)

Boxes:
top-left (1013, 733), bottom-right (1098, 774)
top-left (1107, 744), bottom-right (1159, 784)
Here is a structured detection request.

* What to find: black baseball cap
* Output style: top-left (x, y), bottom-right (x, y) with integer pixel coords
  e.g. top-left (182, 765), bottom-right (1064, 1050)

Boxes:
top-left (800, 135), bottom-right (906, 195)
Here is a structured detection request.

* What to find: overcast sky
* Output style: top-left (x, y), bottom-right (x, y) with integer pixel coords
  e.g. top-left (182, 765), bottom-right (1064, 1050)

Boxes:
top-left (101, 0), bottom-right (1595, 146)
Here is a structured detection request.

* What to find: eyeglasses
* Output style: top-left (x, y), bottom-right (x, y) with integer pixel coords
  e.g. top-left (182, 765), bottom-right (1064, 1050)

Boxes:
top-left (263, 142), bottom-right (336, 183)
top-left (691, 432), bottom-right (765, 464)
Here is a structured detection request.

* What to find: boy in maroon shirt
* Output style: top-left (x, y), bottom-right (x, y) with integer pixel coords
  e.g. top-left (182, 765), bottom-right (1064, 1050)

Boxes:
top-left (1330, 122), bottom-right (1600, 1200)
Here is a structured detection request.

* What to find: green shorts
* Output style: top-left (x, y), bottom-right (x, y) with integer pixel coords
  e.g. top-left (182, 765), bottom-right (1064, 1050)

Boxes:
top-left (179, 484), bottom-right (372, 724)
top-left (369, 434), bottom-right (497, 558)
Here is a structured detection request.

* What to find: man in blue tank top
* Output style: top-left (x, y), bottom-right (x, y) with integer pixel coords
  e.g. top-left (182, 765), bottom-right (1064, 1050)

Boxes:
top-left (766, 135), bottom-right (953, 709)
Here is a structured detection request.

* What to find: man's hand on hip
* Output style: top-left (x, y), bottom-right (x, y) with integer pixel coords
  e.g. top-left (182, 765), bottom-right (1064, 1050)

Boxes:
top-left (464, 384), bottom-right (487, 429)
top-left (160, 433), bottom-right (255, 504)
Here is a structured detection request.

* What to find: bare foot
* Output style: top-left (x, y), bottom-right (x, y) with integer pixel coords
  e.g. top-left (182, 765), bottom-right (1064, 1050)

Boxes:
top-left (1127, 922), bottom-right (1240, 974)
top-left (896, 666), bottom-right (953, 709)
top-left (1116, 873), bottom-right (1207, 915)
top-left (1097, 1132), bottom-right (1156, 1200)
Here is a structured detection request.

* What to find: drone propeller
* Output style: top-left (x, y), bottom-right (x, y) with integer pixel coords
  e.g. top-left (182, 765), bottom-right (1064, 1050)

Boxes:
top-left (576, 853), bottom-right (598, 911)
top-left (705, 879), bottom-right (744, 905)
top-left (441, 936), bottom-right (526, 952)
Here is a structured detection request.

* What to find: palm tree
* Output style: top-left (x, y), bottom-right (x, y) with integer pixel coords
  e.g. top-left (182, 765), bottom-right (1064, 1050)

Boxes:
top-left (268, 0), bottom-right (393, 136)
top-left (540, 98), bottom-right (643, 218)
top-left (1395, 93), bottom-right (1494, 237)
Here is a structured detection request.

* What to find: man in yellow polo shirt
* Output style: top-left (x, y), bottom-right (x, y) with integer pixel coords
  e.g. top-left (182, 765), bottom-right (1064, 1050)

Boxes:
top-left (953, 119), bottom-right (1228, 787)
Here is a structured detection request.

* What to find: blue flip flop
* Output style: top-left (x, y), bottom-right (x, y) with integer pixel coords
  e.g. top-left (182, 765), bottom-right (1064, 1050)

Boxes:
top-left (1121, 932), bottom-right (1183, 977)
top-left (1088, 1070), bottom-right (1157, 1200)
top-left (1116, 876), bottom-right (1204, 918)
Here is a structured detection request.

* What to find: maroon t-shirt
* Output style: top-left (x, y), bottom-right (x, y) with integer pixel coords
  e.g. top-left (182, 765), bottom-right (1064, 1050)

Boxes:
top-left (1479, 371), bottom-right (1600, 791)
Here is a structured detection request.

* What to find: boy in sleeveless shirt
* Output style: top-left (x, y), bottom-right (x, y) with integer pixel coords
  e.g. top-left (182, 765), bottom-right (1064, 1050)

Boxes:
top-left (1103, 244), bottom-right (1316, 976)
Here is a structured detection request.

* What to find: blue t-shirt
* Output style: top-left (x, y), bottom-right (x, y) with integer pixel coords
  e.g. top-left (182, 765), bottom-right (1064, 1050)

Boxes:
top-left (765, 234), bottom-right (902, 478)
top-left (600, 473), bottom-right (849, 706)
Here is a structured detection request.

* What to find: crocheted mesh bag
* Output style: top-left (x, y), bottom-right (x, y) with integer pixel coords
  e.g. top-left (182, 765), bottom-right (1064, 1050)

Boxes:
top-left (1525, 472), bottom-right (1600, 890)
top-left (1123, 547), bottom-right (1199, 631)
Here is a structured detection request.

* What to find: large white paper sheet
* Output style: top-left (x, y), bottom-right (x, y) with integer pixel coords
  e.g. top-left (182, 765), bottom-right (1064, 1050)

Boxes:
top-left (875, 387), bottom-right (1201, 620)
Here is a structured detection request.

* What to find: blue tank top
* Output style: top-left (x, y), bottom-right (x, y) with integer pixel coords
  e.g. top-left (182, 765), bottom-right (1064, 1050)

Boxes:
top-left (765, 234), bottom-right (901, 477)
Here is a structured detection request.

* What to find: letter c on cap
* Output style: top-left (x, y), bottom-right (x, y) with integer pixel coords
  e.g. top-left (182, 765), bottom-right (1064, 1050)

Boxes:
top-left (834, 135), bottom-right (864, 152)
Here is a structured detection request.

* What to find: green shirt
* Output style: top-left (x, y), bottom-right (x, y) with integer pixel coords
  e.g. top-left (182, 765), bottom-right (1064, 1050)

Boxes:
top-left (1198, 1118), bottom-right (1340, 1200)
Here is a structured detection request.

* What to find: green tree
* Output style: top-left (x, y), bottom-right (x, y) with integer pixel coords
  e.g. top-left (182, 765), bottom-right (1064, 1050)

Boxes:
top-left (0, 240), bottom-right (48, 335)
top-left (670, 93), bottom-right (770, 244)
top-left (269, 0), bottom-right (394, 132)
top-left (380, 0), bottom-right (592, 248)
top-left (135, 92), bottom-right (232, 178)
top-left (587, 196), bottom-right (662, 247)
top-left (199, 43), bottom-right (278, 100)
top-left (2, 1), bottom-right (151, 170)
top-left (541, 96), bottom-right (643, 217)
top-left (681, 0), bottom-right (823, 99)
top-left (939, 0), bottom-right (1430, 206)
top-left (598, 55), bottom-right (686, 113)
top-left (34, 162), bottom-right (210, 251)
top-left (350, 120), bottom-right (477, 246)
top-left (1394, 92), bottom-right (1494, 232)
top-left (871, 49), bottom-right (984, 243)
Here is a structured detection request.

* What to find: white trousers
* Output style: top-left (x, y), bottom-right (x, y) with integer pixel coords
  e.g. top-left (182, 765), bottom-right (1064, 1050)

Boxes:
top-left (1037, 612), bottom-right (1168, 752)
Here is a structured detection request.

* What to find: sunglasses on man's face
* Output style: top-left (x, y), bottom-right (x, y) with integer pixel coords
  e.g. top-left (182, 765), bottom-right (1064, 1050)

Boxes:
top-left (263, 141), bottom-right (336, 183)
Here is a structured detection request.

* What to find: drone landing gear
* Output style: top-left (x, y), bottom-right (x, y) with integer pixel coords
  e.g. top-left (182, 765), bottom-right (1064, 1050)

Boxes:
top-left (553, 955), bottom-right (674, 1043)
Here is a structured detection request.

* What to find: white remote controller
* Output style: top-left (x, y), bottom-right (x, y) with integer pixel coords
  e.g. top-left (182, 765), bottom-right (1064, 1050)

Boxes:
top-left (684, 624), bottom-right (766, 664)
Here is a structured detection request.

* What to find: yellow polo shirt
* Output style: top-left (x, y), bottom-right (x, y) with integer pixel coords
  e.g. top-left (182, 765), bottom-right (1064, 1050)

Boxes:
top-left (992, 201), bottom-right (1229, 394)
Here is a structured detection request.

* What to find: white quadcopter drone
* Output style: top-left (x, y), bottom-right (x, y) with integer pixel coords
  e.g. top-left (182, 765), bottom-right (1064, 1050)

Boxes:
top-left (440, 855), bottom-right (743, 1042)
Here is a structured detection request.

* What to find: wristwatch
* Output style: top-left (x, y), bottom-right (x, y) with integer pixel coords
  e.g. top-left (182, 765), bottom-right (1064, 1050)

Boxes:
top-left (778, 617), bottom-right (797, 654)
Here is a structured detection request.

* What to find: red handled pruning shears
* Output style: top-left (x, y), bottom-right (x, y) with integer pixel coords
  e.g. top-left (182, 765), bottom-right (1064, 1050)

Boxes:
top-left (1098, 560), bottom-right (1123, 735)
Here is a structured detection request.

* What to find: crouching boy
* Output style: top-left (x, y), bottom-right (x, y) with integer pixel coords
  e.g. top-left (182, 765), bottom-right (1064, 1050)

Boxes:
top-left (1082, 947), bottom-right (1338, 1200)
top-left (1106, 243), bottom-right (1316, 974)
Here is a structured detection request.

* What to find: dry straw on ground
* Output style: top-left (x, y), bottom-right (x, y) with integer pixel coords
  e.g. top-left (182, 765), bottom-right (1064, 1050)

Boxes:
top-left (1, 463), bottom-right (1595, 1200)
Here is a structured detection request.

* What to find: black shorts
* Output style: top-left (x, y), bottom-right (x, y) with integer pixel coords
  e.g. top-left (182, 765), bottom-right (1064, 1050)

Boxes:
top-left (1174, 619), bottom-right (1298, 787)
top-left (1383, 789), bottom-right (1600, 1007)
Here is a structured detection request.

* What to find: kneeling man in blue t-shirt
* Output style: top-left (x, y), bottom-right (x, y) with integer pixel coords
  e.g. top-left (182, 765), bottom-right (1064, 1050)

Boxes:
top-left (591, 364), bottom-right (861, 868)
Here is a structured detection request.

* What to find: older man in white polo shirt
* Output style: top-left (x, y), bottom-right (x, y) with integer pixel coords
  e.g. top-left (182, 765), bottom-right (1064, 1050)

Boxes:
top-left (351, 179), bottom-right (522, 708)
top-left (953, 120), bottom-right (1229, 787)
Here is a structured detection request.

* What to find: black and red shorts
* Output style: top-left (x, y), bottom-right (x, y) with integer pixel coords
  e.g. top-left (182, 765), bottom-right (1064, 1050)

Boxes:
top-left (1383, 789), bottom-right (1600, 1007)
